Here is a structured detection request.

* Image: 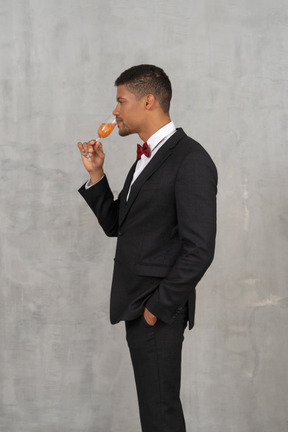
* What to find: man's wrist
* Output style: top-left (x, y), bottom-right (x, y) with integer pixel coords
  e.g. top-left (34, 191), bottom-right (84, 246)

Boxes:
top-left (89, 169), bottom-right (104, 185)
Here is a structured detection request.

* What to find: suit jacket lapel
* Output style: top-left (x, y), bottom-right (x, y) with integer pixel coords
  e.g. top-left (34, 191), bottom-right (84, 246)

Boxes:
top-left (118, 160), bottom-right (137, 223)
top-left (119, 129), bottom-right (186, 227)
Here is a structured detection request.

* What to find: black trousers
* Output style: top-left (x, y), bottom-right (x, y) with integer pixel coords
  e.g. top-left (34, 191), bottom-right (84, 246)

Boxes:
top-left (125, 306), bottom-right (188, 432)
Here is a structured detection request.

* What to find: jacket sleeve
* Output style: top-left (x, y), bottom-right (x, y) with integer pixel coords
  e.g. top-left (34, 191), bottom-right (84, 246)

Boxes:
top-left (145, 150), bottom-right (218, 324)
top-left (78, 175), bottom-right (120, 237)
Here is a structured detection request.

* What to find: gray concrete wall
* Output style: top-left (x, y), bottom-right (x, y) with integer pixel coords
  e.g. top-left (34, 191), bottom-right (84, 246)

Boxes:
top-left (1, 0), bottom-right (287, 431)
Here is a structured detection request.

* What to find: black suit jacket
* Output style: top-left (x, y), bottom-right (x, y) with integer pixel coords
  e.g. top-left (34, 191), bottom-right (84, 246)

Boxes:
top-left (79, 129), bottom-right (217, 329)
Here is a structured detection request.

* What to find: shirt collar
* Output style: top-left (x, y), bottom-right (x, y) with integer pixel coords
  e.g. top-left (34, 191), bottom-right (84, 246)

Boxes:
top-left (146, 121), bottom-right (176, 150)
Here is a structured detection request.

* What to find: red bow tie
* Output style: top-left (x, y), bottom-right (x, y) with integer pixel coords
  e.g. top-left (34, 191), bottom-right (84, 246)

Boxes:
top-left (137, 142), bottom-right (150, 160)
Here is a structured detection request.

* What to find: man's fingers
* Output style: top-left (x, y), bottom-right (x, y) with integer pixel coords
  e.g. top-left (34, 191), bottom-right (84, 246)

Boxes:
top-left (78, 140), bottom-right (93, 154)
top-left (77, 140), bottom-right (104, 161)
top-left (95, 141), bottom-right (103, 153)
top-left (78, 141), bottom-right (84, 152)
top-left (144, 307), bottom-right (157, 326)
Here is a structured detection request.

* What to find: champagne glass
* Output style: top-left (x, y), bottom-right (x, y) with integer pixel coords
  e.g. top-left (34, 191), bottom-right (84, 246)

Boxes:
top-left (82, 115), bottom-right (117, 159)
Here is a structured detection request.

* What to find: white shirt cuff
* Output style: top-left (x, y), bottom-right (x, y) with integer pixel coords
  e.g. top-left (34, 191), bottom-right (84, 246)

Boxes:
top-left (85, 174), bottom-right (105, 189)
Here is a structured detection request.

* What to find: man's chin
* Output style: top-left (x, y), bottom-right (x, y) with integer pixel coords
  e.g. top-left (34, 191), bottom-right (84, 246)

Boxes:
top-left (118, 128), bottom-right (130, 137)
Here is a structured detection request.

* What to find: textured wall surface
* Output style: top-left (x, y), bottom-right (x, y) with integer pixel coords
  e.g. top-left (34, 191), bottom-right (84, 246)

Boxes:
top-left (1, 1), bottom-right (288, 431)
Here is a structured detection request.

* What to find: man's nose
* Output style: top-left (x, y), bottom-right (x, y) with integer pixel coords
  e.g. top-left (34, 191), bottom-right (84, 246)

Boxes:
top-left (113, 104), bottom-right (119, 116)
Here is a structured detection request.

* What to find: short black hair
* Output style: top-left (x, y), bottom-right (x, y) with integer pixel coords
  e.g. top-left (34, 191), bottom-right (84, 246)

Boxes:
top-left (115, 64), bottom-right (172, 113)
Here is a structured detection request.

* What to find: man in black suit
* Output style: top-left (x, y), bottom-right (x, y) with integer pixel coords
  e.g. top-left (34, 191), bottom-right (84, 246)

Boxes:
top-left (78, 65), bottom-right (217, 432)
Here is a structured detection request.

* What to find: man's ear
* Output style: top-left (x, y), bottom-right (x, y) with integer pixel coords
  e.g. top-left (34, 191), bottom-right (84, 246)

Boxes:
top-left (144, 94), bottom-right (155, 109)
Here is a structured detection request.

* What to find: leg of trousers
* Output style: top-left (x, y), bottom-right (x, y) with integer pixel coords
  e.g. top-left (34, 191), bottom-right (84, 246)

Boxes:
top-left (125, 307), bottom-right (188, 432)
